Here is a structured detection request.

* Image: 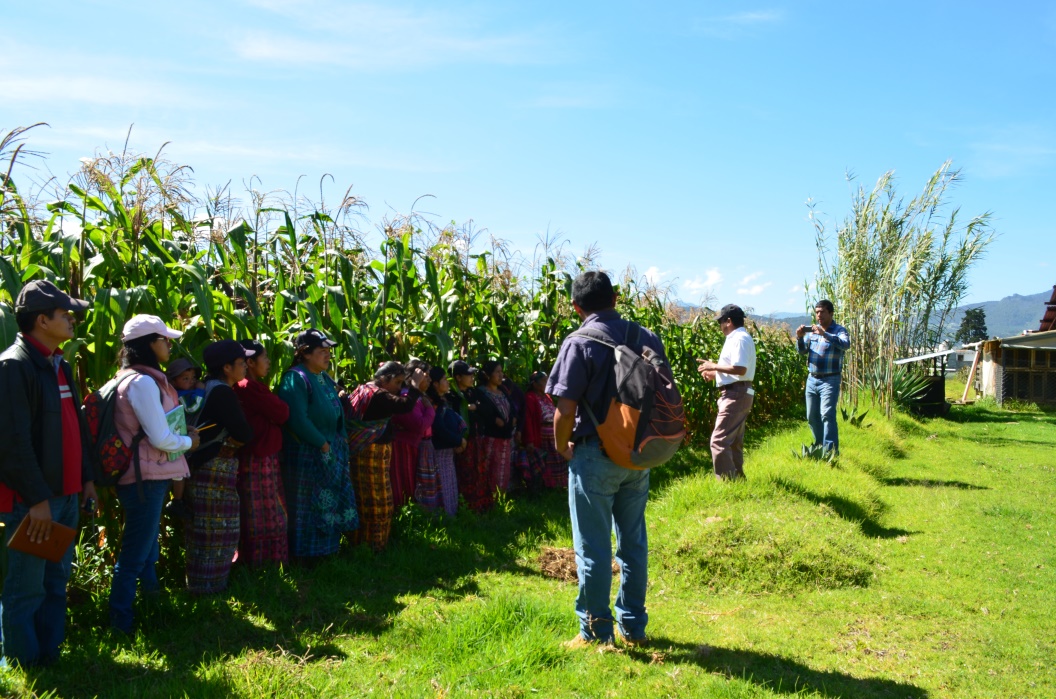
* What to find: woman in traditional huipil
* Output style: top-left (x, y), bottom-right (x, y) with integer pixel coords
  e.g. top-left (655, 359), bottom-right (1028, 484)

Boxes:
top-left (346, 361), bottom-right (428, 551)
top-left (388, 359), bottom-right (434, 509)
top-left (233, 339), bottom-right (290, 566)
top-left (277, 329), bottom-right (358, 563)
top-left (185, 340), bottom-right (255, 594)
top-left (522, 370), bottom-right (567, 489)
top-left (419, 366), bottom-right (467, 516)
top-left (474, 360), bottom-right (516, 496)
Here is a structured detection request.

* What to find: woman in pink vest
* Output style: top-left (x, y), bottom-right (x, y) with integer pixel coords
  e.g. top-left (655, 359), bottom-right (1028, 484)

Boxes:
top-left (109, 315), bottom-right (199, 634)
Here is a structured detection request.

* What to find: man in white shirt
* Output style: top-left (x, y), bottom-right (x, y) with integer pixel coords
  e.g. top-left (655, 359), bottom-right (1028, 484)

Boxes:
top-left (697, 304), bottom-right (756, 480)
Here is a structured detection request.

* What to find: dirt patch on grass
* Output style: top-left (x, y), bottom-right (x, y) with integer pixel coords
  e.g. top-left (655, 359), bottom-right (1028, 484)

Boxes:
top-left (538, 547), bottom-right (619, 583)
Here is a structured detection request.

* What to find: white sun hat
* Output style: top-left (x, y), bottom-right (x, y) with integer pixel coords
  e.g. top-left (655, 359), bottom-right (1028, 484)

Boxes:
top-left (122, 314), bottom-right (184, 342)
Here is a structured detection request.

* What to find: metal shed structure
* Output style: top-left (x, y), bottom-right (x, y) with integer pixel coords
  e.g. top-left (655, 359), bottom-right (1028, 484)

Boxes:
top-left (1038, 285), bottom-right (1056, 332)
top-left (971, 329), bottom-right (1056, 405)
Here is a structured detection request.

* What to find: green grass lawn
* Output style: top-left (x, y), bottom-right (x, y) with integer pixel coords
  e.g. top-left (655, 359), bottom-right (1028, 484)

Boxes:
top-left (3, 401), bottom-right (1054, 698)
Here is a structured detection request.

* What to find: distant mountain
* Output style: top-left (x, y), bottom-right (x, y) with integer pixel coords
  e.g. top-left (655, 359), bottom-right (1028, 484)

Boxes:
top-left (948, 288), bottom-right (1052, 340)
top-left (677, 289), bottom-right (1054, 339)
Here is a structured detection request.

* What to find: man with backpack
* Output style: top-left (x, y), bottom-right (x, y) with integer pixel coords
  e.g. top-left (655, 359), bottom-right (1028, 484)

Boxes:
top-left (0, 280), bottom-right (97, 667)
top-left (546, 271), bottom-right (672, 649)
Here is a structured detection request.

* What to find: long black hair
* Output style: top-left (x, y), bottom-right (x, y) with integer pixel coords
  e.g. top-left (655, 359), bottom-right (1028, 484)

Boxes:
top-left (120, 333), bottom-right (163, 371)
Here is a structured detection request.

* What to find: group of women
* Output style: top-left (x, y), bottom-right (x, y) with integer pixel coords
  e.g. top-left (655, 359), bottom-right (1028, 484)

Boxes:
top-left (105, 315), bottom-right (566, 633)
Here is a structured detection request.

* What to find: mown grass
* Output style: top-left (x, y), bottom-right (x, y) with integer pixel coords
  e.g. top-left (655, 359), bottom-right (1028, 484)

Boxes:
top-left (3, 400), bottom-right (1055, 698)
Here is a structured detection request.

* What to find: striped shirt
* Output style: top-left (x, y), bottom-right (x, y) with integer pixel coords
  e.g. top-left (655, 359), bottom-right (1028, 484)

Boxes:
top-left (797, 322), bottom-right (850, 376)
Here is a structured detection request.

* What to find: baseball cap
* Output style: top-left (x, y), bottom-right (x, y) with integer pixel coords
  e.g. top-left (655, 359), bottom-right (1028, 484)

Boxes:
top-left (15, 280), bottom-right (89, 314)
top-left (165, 357), bottom-right (201, 382)
top-left (716, 304), bottom-right (745, 324)
top-left (203, 339), bottom-right (256, 373)
top-left (449, 360), bottom-right (478, 377)
top-left (294, 328), bottom-right (337, 350)
top-left (122, 314), bottom-right (184, 342)
top-left (239, 339), bottom-right (266, 357)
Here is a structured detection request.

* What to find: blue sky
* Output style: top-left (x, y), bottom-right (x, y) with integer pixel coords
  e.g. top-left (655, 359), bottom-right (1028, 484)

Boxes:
top-left (4, 1), bottom-right (1054, 314)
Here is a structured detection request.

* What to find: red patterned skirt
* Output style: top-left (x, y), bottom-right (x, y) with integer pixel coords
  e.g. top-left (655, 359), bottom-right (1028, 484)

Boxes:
top-left (455, 439), bottom-right (491, 513)
top-left (478, 436), bottom-right (512, 495)
top-left (236, 453), bottom-right (288, 566)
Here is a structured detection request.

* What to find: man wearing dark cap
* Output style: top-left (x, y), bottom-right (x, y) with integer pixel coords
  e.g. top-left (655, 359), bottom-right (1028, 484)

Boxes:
top-left (698, 304), bottom-right (756, 480)
top-left (0, 281), bottom-right (97, 667)
top-left (547, 270), bottom-right (667, 649)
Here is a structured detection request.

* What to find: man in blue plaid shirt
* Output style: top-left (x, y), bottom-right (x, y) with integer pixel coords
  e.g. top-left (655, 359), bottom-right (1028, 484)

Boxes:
top-left (796, 299), bottom-right (850, 454)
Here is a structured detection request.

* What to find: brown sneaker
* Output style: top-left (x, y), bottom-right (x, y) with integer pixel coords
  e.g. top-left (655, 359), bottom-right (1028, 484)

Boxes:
top-left (616, 628), bottom-right (648, 648)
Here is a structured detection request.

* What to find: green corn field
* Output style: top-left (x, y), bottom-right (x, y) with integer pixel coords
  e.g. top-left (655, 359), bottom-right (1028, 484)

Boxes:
top-left (1, 126), bottom-right (806, 565)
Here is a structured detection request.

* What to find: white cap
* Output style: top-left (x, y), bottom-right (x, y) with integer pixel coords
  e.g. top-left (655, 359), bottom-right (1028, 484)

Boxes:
top-left (122, 314), bottom-right (184, 342)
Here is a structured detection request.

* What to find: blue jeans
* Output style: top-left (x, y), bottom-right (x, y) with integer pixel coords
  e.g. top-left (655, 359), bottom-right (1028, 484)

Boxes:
top-left (805, 374), bottom-right (841, 453)
top-left (109, 480), bottom-right (169, 633)
top-left (0, 494), bottom-right (79, 667)
top-left (568, 440), bottom-right (650, 642)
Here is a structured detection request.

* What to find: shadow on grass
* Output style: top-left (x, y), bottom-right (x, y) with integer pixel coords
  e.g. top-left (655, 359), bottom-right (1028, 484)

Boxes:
top-left (880, 477), bottom-right (989, 490)
top-left (773, 478), bottom-right (915, 540)
top-left (942, 407), bottom-right (1056, 426)
top-left (32, 488), bottom-right (571, 698)
top-left (962, 435), bottom-right (1056, 448)
top-left (635, 640), bottom-right (930, 698)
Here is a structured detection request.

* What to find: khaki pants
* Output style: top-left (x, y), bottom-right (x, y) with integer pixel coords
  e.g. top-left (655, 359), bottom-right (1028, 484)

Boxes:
top-left (710, 383), bottom-right (754, 480)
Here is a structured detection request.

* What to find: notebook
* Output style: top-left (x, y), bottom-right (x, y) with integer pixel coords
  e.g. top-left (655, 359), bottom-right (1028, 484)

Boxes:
top-left (5, 515), bottom-right (77, 563)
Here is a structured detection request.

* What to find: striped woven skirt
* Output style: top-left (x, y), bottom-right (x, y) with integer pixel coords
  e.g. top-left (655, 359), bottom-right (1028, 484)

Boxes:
top-left (414, 440), bottom-right (441, 512)
top-left (187, 456), bottom-right (240, 594)
top-left (435, 447), bottom-right (458, 517)
top-left (390, 440), bottom-right (419, 509)
top-left (478, 436), bottom-right (513, 495)
top-left (350, 441), bottom-right (393, 551)
top-left (283, 437), bottom-right (357, 559)
top-left (455, 439), bottom-right (492, 513)
top-left (236, 453), bottom-right (289, 566)
top-left (539, 424), bottom-right (568, 489)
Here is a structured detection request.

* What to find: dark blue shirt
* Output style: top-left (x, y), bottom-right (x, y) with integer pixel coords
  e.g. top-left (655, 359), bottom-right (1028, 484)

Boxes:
top-left (546, 309), bottom-right (667, 439)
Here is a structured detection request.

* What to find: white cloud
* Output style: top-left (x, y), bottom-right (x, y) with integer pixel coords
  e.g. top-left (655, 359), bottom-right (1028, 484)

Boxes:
top-left (736, 282), bottom-right (772, 296)
top-left (232, 1), bottom-right (543, 70)
top-left (692, 9), bottom-right (784, 38)
top-left (643, 266), bottom-right (670, 285)
top-left (789, 284), bottom-right (803, 293)
top-left (739, 271), bottom-right (764, 285)
top-left (682, 268), bottom-right (722, 294)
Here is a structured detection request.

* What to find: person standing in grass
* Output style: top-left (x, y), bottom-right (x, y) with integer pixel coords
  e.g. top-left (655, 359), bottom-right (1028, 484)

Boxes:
top-left (278, 329), bottom-right (358, 563)
top-left (698, 304), bottom-right (756, 480)
top-left (547, 270), bottom-right (664, 649)
top-left (522, 371), bottom-right (567, 490)
top-left (474, 360), bottom-right (516, 496)
top-left (796, 299), bottom-right (851, 455)
top-left (233, 339), bottom-right (290, 567)
top-left (185, 340), bottom-right (255, 593)
top-left (346, 361), bottom-right (427, 551)
top-left (107, 314), bottom-right (197, 634)
top-left (389, 359), bottom-right (434, 509)
top-left (448, 360), bottom-right (492, 512)
top-left (0, 281), bottom-right (98, 666)
top-left (422, 366), bottom-right (467, 516)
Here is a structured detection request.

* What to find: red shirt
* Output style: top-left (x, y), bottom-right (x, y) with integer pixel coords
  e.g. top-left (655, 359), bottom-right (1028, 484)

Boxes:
top-left (0, 335), bottom-right (82, 512)
top-left (233, 377), bottom-right (290, 458)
